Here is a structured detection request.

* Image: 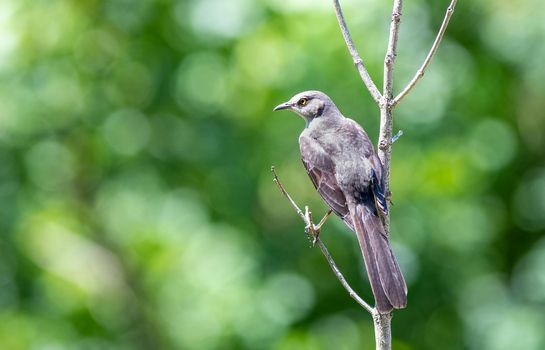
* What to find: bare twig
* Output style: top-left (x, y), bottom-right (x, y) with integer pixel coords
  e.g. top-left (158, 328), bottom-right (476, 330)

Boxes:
top-left (271, 166), bottom-right (306, 221)
top-left (271, 166), bottom-right (374, 314)
top-left (391, 130), bottom-right (404, 144)
top-left (332, 0), bottom-right (382, 104)
top-left (392, 0), bottom-right (458, 107)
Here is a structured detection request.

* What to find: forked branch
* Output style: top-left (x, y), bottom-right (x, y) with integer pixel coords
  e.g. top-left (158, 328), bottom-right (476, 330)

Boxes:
top-left (392, 0), bottom-right (458, 107)
top-left (273, 1), bottom-right (456, 349)
top-left (377, 0), bottom-right (403, 226)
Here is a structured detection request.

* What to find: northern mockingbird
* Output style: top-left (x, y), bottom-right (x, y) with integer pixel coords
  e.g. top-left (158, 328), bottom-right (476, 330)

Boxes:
top-left (274, 90), bottom-right (407, 313)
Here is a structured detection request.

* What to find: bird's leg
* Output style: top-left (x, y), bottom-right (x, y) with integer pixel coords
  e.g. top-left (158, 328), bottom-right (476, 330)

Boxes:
top-left (304, 206), bottom-right (318, 246)
top-left (316, 210), bottom-right (334, 231)
top-left (305, 208), bottom-right (334, 247)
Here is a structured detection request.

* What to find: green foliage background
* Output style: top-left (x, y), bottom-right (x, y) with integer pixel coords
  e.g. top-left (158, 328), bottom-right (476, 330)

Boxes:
top-left (0, 0), bottom-right (544, 349)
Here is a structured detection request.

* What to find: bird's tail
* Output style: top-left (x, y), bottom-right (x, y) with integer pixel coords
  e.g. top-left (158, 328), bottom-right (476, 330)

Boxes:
top-left (352, 203), bottom-right (407, 313)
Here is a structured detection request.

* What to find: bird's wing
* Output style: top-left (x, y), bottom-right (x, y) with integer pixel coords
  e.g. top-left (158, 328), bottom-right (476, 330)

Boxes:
top-left (299, 135), bottom-right (354, 231)
top-left (345, 118), bottom-right (389, 218)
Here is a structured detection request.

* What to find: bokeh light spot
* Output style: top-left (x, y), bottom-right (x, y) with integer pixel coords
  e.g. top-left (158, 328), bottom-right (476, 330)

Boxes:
top-left (25, 140), bottom-right (76, 190)
top-left (175, 51), bottom-right (227, 113)
top-left (73, 29), bottom-right (119, 74)
top-left (513, 167), bottom-right (545, 231)
top-left (102, 109), bottom-right (150, 156)
top-left (513, 238), bottom-right (545, 303)
top-left (189, 0), bottom-right (261, 39)
top-left (468, 118), bottom-right (517, 171)
top-left (260, 273), bottom-right (315, 325)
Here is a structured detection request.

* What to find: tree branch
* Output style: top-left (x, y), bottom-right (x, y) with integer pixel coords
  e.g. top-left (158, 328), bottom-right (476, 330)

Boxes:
top-left (374, 312), bottom-right (393, 350)
top-left (373, 1), bottom-right (404, 348)
top-left (377, 0), bottom-right (403, 234)
top-left (271, 166), bottom-right (374, 314)
top-left (392, 0), bottom-right (458, 107)
top-left (332, 0), bottom-right (382, 104)
top-left (383, 0), bottom-right (403, 103)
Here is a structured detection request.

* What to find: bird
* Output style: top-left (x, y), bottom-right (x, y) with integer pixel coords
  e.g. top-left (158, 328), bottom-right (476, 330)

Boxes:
top-left (273, 90), bottom-right (407, 313)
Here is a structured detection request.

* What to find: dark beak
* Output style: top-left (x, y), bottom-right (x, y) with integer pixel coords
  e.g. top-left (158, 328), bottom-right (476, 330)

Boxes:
top-left (273, 101), bottom-right (292, 111)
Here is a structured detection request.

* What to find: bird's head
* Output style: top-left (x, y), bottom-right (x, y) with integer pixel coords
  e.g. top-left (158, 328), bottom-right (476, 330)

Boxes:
top-left (273, 90), bottom-right (337, 122)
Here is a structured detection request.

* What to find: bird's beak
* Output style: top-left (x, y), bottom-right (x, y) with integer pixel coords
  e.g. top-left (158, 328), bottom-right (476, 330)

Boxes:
top-left (273, 101), bottom-right (292, 111)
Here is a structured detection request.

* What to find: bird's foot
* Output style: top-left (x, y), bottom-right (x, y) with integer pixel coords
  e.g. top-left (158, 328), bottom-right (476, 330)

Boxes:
top-left (304, 208), bottom-right (332, 247)
top-left (305, 223), bottom-right (320, 247)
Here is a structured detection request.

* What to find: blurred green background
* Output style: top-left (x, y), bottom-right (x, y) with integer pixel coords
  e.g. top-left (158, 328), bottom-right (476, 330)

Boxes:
top-left (0, 0), bottom-right (544, 349)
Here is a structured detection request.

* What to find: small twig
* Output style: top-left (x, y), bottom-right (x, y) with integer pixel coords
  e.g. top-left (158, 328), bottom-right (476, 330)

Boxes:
top-left (392, 0), bottom-right (458, 107)
top-left (332, 0), bottom-right (382, 104)
top-left (391, 129), bottom-right (403, 144)
top-left (271, 166), bottom-right (306, 222)
top-left (271, 166), bottom-right (374, 314)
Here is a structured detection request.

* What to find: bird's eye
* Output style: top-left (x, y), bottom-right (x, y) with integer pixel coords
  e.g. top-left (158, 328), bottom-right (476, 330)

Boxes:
top-left (298, 98), bottom-right (308, 106)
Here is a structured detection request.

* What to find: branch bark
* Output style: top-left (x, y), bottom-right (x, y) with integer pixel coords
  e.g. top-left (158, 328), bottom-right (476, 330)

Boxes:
top-left (374, 312), bottom-right (393, 350)
top-left (332, 0), bottom-right (382, 104)
top-left (392, 0), bottom-right (458, 107)
top-left (378, 0), bottom-right (403, 216)
top-left (372, 1), bottom-right (405, 347)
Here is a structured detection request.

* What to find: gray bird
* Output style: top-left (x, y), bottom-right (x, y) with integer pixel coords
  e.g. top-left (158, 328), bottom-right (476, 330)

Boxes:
top-left (274, 90), bottom-right (407, 313)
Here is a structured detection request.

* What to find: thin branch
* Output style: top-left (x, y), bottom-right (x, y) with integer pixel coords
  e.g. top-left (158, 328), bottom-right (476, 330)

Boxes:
top-left (383, 0), bottom-right (403, 101)
top-left (373, 2), bottom-right (405, 348)
top-left (332, 0), bottom-right (382, 104)
top-left (377, 0), bottom-right (403, 233)
top-left (315, 237), bottom-right (375, 313)
top-left (392, 0), bottom-right (458, 107)
top-left (272, 169), bottom-right (305, 222)
top-left (271, 166), bottom-right (374, 314)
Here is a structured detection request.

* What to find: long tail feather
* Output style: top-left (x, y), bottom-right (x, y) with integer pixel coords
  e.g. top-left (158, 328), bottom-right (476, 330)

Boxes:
top-left (352, 203), bottom-right (407, 313)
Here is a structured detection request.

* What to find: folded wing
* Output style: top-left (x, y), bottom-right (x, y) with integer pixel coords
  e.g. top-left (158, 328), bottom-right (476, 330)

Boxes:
top-left (300, 135), bottom-right (354, 230)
